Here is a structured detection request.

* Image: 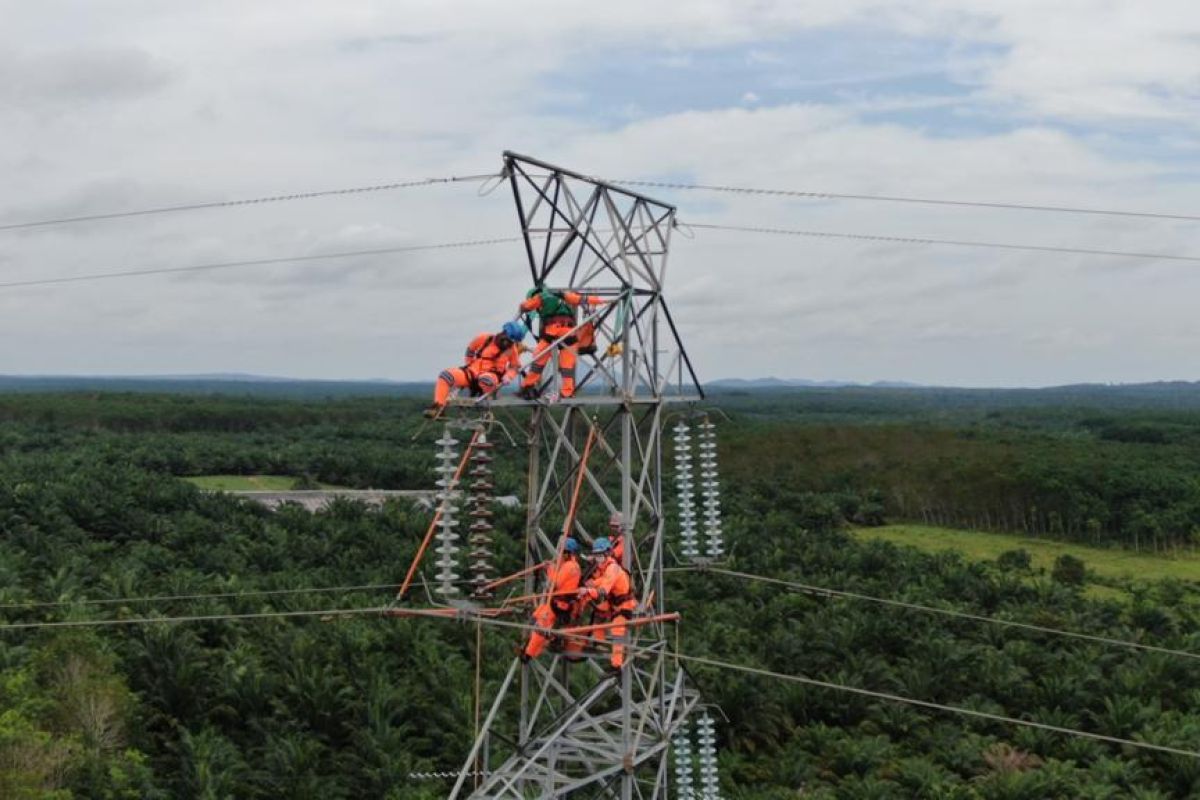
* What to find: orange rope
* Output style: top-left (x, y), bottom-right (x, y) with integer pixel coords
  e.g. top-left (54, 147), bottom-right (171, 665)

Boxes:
top-left (537, 423), bottom-right (597, 610)
top-left (396, 428), bottom-right (481, 601)
top-left (501, 589), bottom-right (579, 607)
top-left (557, 612), bottom-right (679, 637)
top-left (478, 561), bottom-right (548, 594)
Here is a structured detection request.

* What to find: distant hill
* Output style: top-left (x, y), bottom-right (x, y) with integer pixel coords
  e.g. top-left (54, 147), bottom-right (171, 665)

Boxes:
top-left (0, 374), bottom-right (430, 398)
top-left (703, 380), bottom-right (1200, 414)
top-left (5, 374), bottom-right (1200, 410)
top-left (707, 377), bottom-right (922, 389)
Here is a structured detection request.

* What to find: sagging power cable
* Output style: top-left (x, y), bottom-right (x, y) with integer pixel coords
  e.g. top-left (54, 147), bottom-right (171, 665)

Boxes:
top-left (1, 596), bottom-right (1197, 759)
top-left (0, 174), bottom-right (499, 232)
top-left (0, 582), bottom-right (398, 611)
top-left (0, 605), bottom-right (390, 630)
top-left (670, 649), bottom-right (1200, 760)
top-left (399, 609), bottom-right (1200, 761)
top-left (0, 237), bottom-right (522, 290)
top-left (617, 179), bottom-right (1200, 224)
top-left (687, 222), bottom-right (1200, 265)
top-left (7, 171), bottom-right (1194, 233)
top-left (674, 566), bottom-right (1200, 663)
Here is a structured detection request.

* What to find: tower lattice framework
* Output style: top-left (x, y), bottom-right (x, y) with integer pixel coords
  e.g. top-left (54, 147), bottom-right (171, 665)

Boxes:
top-left (446, 153), bottom-right (704, 799)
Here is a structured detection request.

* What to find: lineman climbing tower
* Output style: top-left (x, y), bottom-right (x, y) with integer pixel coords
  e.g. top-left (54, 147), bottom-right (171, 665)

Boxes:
top-left (408, 152), bottom-right (707, 798)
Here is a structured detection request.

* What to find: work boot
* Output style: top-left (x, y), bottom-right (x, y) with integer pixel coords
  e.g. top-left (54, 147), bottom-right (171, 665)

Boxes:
top-left (517, 385), bottom-right (540, 401)
top-left (422, 404), bottom-right (442, 419)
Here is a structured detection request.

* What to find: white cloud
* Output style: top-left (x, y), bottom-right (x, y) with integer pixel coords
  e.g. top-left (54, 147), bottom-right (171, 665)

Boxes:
top-left (0, 1), bottom-right (1198, 386)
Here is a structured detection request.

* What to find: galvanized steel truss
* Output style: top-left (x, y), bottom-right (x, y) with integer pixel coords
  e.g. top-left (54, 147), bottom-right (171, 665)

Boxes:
top-left (444, 153), bottom-right (702, 798)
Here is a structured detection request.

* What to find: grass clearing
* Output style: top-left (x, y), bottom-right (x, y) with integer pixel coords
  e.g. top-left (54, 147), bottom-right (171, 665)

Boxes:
top-left (851, 523), bottom-right (1200, 589)
top-left (183, 474), bottom-right (344, 491)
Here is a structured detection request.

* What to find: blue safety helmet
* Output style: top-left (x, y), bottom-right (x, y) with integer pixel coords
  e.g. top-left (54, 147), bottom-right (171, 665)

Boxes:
top-left (501, 320), bottom-right (527, 343)
top-left (591, 537), bottom-right (613, 555)
top-left (563, 538), bottom-right (580, 554)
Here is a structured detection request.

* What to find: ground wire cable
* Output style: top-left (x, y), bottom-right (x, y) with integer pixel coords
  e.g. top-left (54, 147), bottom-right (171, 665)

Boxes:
top-left (685, 222), bottom-right (1200, 265)
top-left (6, 172), bottom-right (1197, 232)
top-left (616, 179), bottom-right (1200, 224)
top-left (0, 236), bottom-right (524, 290)
top-left (0, 173), bottom-right (500, 232)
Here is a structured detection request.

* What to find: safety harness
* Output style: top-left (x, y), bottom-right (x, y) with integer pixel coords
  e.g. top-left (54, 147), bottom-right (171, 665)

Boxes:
top-left (461, 334), bottom-right (512, 395)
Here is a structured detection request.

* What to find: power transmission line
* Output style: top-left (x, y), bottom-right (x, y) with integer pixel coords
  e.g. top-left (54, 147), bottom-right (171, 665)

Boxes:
top-left (0, 582), bottom-right (398, 611)
top-left (2, 597), bottom-right (1196, 759)
top-left (686, 222), bottom-right (1200, 264)
top-left (401, 610), bottom-right (1200, 761)
top-left (11, 565), bottom-right (1190, 664)
top-left (10, 219), bottom-right (1196, 293)
top-left (617, 179), bottom-right (1200, 224)
top-left (668, 649), bottom-right (1200, 760)
top-left (9, 171), bottom-right (1195, 236)
top-left (679, 566), bottom-right (1200, 663)
top-left (0, 605), bottom-right (390, 630)
top-left (0, 236), bottom-right (521, 290)
top-left (0, 174), bottom-right (499, 232)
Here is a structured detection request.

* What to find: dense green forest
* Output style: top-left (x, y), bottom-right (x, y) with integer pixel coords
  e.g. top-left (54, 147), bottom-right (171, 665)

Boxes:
top-left (4, 387), bottom-right (1200, 796)
top-left (717, 386), bottom-right (1200, 552)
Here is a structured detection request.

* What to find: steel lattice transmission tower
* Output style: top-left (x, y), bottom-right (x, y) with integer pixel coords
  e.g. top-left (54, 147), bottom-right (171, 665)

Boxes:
top-left (447, 153), bottom-right (704, 798)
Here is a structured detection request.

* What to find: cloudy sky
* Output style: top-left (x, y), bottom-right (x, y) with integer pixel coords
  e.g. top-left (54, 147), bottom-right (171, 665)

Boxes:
top-left (2, 1), bottom-right (1199, 387)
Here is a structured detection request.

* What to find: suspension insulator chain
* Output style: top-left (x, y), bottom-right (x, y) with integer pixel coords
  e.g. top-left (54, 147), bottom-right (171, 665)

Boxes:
top-left (696, 712), bottom-right (721, 799)
top-left (467, 435), bottom-right (497, 599)
top-left (698, 418), bottom-right (724, 560)
top-left (673, 421), bottom-right (700, 561)
top-left (672, 718), bottom-right (697, 800)
top-left (433, 426), bottom-right (464, 597)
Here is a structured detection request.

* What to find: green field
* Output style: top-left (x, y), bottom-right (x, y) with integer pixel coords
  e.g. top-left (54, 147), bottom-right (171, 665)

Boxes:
top-left (852, 523), bottom-right (1200, 587)
top-left (183, 474), bottom-right (344, 491)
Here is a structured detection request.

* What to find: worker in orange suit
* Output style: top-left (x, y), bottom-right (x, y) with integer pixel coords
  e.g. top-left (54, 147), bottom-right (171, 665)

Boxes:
top-left (516, 285), bottom-right (607, 400)
top-left (522, 538), bottom-right (583, 662)
top-left (607, 512), bottom-right (627, 565)
top-left (425, 321), bottom-right (526, 418)
top-left (577, 536), bottom-right (637, 672)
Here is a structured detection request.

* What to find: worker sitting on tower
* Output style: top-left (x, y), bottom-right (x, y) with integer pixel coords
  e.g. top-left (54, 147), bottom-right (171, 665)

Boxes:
top-left (516, 285), bottom-right (608, 400)
top-left (576, 537), bottom-right (637, 673)
top-left (522, 538), bottom-right (583, 662)
top-left (425, 321), bottom-right (527, 418)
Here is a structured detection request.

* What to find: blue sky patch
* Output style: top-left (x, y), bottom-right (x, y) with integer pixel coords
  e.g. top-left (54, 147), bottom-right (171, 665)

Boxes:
top-left (541, 27), bottom-right (1000, 130)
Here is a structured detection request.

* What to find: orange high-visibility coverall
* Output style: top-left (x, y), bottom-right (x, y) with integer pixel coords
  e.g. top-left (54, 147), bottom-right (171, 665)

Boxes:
top-left (523, 554), bottom-right (582, 660)
top-left (433, 332), bottom-right (521, 406)
top-left (610, 534), bottom-right (625, 565)
top-left (519, 291), bottom-right (605, 398)
top-left (578, 556), bottom-right (637, 668)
